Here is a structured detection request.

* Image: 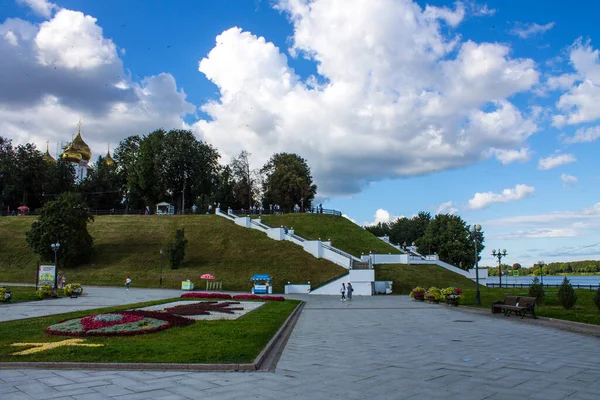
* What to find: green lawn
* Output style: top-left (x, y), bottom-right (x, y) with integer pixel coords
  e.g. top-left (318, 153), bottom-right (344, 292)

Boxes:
top-left (375, 263), bottom-right (476, 294)
top-left (261, 214), bottom-right (401, 257)
top-left (461, 287), bottom-right (600, 326)
top-left (0, 215), bottom-right (344, 293)
top-left (0, 298), bottom-right (300, 363)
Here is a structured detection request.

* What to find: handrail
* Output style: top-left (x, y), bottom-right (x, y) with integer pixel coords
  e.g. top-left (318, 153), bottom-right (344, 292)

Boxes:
top-left (322, 243), bottom-right (361, 262)
top-left (287, 232), bottom-right (306, 242)
top-left (251, 220), bottom-right (270, 230)
top-left (487, 283), bottom-right (600, 289)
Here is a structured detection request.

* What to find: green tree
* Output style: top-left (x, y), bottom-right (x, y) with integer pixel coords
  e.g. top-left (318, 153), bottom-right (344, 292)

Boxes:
top-left (389, 212), bottom-right (431, 246)
top-left (528, 276), bottom-right (545, 304)
top-left (557, 277), bottom-right (577, 310)
top-left (512, 263), bottom-right (522, 270)
top-left (168, 228), bottom-right (188, 269)
top-left (261, 153), bottom-right (317, 211)
top-left (26, 192), bottom-right (94, 267)
top-left (79, 156), bottom-right (122, 210)
top-left (113, 135), bottom-right (142, 210)
top-left (230, 150), bottom-right (260, 209)
top-left (415, 214), bottom-right (484, 270)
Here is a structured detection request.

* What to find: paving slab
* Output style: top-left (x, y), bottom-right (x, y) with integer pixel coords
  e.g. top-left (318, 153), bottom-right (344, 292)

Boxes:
top-left (2, 290), bottom-right (600, 399)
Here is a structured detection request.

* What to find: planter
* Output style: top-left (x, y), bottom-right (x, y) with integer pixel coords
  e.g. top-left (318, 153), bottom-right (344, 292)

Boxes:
top-left (446, 297), bottom-right (460, 307)
top-left (412, 292), bottom-right (425, 301)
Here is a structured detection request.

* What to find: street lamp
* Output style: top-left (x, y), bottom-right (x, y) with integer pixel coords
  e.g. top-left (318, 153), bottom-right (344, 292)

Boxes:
top-left (50, 242), bottom-right (60, 289)
top-left (491, 248), bottom-right (508, 288)
top-left (538, 260), bottom-right (545, 286)
top-left (470, 224), bottom-right (482, 305)
top-left (159, 249), bottom-right (164, 287)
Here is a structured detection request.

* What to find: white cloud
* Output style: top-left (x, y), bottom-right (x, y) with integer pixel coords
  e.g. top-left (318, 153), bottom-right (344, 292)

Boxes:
top-left (191, 0), bottom-right (539, 196)
top-left (467, 184), bottom-right (535, 210)
top-left (510, 22), bottom-right (555, 39)
top-left (35, 9), bottom-right (118, 70)
top-left (435, 201), bottom-right (458, 215)
top-left (538, 153), bottom-right (577, 170)
top-left (363, 208), bottom-right (403, 226)
top-left (485, 202), bottom-right (600, 227)
top-left (495, 228), bottom-right (578, 240)
top-left (546, 73), bottom-right (578, 91)
top-left (553, 39), bottom-right (600, 126)
top-left (0, 8), bottom-right (194, 158)
top-left (470, 3), bottom-right (496, 16)
top-left (561, 173), bottom-right (578, 185)
top-left (490, 147), bottom-right (531, 165)
top-left (17, 0), bottom-right (57, 18)
top-left (562, 125), bottom-right (600, 144)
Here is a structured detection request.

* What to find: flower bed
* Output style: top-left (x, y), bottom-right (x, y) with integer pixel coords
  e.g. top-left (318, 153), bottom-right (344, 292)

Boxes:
top-left (37, 284), bottom-right (54, 300)
top-left (0, 287), bottom-right (12, 302)
top-left (232, 294), bottom-right (285, 301)
top-left (409, 287), bottom-right (426, 301)
top-left (139, 300), bottom-right (265, 320)
top-left (180, 292), bottom-right (233, 299)
top-left (65, 283), bottom-right (83, 297)
top-left (46, 310), bottom-right (194, 337)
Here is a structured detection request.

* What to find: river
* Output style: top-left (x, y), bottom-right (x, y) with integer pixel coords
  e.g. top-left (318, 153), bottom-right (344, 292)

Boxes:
top-left (486, 275), bottom-right (600, 288)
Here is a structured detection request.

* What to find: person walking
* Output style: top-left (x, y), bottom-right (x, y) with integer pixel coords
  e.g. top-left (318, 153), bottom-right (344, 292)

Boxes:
top-left (125, 276), bottom-right (132, 290)
top-left (347, 282), bottom-right (353, 301)
top-left (340, 283), bottom-right (346, 301)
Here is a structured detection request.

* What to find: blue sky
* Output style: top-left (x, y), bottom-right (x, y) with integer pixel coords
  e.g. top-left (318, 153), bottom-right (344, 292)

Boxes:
top-left (1, 0), bottom-right (599, 267)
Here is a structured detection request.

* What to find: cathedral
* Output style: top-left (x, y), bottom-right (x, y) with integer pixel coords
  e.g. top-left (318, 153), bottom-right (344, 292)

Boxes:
top-left (43, 121), bottom-right (115, 182)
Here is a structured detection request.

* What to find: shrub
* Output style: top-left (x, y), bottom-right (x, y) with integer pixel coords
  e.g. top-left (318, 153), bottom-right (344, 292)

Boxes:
top-left (180, 292), bottom-right (232, 299)
top-left (593, 285), bottom-right (600, 311)
top-left (409, 286), bottom-right (425, 298)
top-left (557, 277), bottom-right (577, 310)
top-left (528, 276), bottom-right (545, 304)
top-left (0, 287), bottom-right (11, 302)
top-left (65, 283), bottom-right (83, 296)
top-left (36, 284), bottom-right (54, 299)
top-left (426, 287), bottom-right (443, 302)
top-left (168, 228), bottom-right (188, 269)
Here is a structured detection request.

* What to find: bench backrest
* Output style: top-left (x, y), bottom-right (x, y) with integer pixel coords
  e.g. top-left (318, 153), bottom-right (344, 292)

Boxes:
top-left (518, 297), bottom-right (536, 307)
top-left (503, 296), bottom-right (519, 306)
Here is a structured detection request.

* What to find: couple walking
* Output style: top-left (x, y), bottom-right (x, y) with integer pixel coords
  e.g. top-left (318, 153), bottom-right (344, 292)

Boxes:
top-left (340, 282), bottom-right (353, 301)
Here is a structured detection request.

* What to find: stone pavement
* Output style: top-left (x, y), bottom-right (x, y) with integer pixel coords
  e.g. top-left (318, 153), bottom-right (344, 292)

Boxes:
top-left (2, 293), bottom-right (600, 399)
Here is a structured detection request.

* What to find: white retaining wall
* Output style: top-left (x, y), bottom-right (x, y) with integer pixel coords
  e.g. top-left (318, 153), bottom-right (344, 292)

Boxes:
top-left (322, 247), bottom-right (353, 268)
top-left (267, 228), bottom-right (285, 241)
top-left (285, 284), bottom-right (311, 294)
top-left (309, 270), bottom-right (375, 296)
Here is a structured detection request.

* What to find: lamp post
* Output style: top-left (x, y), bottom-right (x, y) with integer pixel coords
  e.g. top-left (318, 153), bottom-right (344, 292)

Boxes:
top-left (159, 249), bottom-right (164, 287)
top-left (538, 260), bottom-right (544, 286)
top-left (470, 224), bottom-right (482, 305)
top-left (491, 248), bottom-right (508, 288)
top-left (50, 242), bottom-right (60, 289)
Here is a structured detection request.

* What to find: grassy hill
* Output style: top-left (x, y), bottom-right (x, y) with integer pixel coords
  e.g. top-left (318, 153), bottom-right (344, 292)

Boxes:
top-left (0, 215), bottom-right (345, 292)
top-left (260, 214), bottom-right (401, 257)
top-left (375, 264), bottom-right (476, 294)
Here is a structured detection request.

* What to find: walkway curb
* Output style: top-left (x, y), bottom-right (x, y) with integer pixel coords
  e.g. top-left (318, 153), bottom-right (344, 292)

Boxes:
top-left (0, 301), bottom-right (305, 372)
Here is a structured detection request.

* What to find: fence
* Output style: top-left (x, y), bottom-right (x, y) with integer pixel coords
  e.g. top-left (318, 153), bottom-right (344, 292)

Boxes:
top-left (230, 208), bottom-right (342, 216)
top-left (487, 283), bottom-right (600, 290)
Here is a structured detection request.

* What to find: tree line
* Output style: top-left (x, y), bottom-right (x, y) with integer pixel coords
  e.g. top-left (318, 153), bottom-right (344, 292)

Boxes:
top-left (0, 130), bottom-right (317, 214)
top-left (365, 212), bottom-right (485, 270)
top-left (486, 260), bottom-right (600, 276)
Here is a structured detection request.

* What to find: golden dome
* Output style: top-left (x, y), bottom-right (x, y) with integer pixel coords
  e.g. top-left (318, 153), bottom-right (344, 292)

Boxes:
top-left (43, 142), bottom-right (55, 163)
top-left (104, 150), bottom-right (115, 167)
top-left (61, 145), bottom-right (82, 163)
top-left (71, 132), bottom-right (91, 161)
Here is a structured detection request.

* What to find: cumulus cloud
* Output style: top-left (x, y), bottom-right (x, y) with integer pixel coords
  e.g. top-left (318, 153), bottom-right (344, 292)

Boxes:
top-left (562, 125), bottom-right (600, 144)
top-left (192, 0), bottom-right (539, 196)
top-left (435, 201), bottom-right (458, 215)
top-left (553, 39), bottom-right (600, 127)
top-left (17, 0), bottom-right (57, 18)
top-left (510, 22), bottom-right (555, 38)
top-left (490, 147), bottom-right (531, 164)
top-left (363, 208), bottom-right (403, 226)
top-left (469, 3), bottom-right (496, 16)
top-left (561, 173), bottom-right (578, 185)
top-left (467, 184), bottom-right (535, 210)
top-left (485, 202), bottom-right (600, 227)
top-left (0, 8), bottom-right (194, 158)
top-left (538, 153), bottom-right (577, 170)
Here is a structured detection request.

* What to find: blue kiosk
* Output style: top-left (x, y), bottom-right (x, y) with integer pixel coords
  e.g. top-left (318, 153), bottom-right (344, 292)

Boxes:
top-left (251, 274), bottom-right (272, 294)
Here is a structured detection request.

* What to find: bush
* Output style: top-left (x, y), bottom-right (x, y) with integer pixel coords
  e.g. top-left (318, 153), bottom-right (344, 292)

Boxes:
top-left (557, 277), bottom-right (577, 310)
top-left (528, 276), bottom-right (545, 304)
top-left (65, 283), bottom-right (83, 296)
top-left (36, 284), bottom-right (54, 299)
top-left (593, 285), bottom-right (600, 311)
top-left (168, 228), bottom-right (188, 269)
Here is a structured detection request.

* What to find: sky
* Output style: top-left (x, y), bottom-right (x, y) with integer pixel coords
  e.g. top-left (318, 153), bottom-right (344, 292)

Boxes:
top-left (1, 0), bottom-right (599, 268)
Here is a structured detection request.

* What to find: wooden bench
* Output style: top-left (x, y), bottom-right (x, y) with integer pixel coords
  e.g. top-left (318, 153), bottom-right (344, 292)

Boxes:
top-left (492, 296), bottom-right (537, 319)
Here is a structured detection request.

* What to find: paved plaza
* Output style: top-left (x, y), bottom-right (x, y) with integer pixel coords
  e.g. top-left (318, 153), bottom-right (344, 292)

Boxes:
top-left (1, 289), bottom-right (600, 399)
